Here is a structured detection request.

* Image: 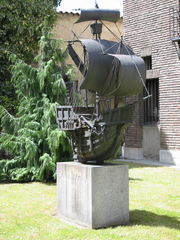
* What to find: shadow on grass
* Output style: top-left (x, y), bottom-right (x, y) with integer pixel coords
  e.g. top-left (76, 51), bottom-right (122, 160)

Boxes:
top-left (0, 181), bottom-right (56, 185)
top-left (130, 210), bottom-right (180, 230)
top-left (129, 177), bottom-right (142, 181)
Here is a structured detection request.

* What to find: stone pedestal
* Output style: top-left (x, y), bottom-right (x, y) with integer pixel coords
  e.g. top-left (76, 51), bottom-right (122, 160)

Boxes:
top-left (57, 162), bottom-right (129, 229)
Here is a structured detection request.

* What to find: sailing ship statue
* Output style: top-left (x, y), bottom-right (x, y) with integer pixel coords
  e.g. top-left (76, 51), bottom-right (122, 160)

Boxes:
top-left (56, 8), bottom-right (146, 164)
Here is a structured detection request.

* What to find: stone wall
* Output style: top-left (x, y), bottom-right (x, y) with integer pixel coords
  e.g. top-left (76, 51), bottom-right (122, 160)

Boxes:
top-left (53, 12), bottom-right (123, 41)
top-left (53, 12), bottom-right (123, 64)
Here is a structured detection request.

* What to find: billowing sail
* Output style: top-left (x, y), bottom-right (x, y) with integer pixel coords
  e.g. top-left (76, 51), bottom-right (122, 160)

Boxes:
top-left (101, 54), bottom-right (145, 96)
top-left (72, 39), bottom-right (145, 97)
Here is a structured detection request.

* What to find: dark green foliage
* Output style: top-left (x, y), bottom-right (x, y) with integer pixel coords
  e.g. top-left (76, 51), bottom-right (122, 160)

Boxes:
top-left (0, 27), bottom-right (73, 182)
top-left (0, 0), bottom-right (57, 62)
top-left (0, 0), bottom-right (57, 114)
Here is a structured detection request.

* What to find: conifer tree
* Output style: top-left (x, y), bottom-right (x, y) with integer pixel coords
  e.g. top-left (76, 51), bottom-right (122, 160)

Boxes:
top-left (0, 0), bottom-right (57, 114)
top-left (0, 25), bottom-right (73, 182)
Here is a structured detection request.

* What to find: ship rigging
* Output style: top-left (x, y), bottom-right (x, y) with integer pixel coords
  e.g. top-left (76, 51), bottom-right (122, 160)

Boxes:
top-left (56, 8), bottom-right (146, 164)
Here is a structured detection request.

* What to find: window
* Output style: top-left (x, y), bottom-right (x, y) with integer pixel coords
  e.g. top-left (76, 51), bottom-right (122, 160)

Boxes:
top-left (144, 78), bottom-right (159, 124)
top-left (142, 56), bottom-right (152, 70)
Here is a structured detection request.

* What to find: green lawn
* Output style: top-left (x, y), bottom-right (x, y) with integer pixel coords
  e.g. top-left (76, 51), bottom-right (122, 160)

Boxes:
top-left (0, 162), bottom-right (179, 240)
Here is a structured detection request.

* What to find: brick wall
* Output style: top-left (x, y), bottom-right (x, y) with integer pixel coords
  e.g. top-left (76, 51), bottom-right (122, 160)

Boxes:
top-left (124, 0), bottom-right (180, 151)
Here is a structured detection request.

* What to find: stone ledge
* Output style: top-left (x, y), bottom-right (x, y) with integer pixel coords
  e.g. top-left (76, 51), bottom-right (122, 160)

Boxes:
top-left (146, 69), bottom-right (160, 79)
top-left (160, 149), bottom-right (180, 166)
top-left (140, 47), bottom-right (152, 57)
top-left (123, 147), bottom-right (143, 160)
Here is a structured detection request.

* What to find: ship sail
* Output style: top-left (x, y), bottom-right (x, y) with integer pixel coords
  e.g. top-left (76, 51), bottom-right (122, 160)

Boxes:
top-left (74, 39), bottom-right (146, 97)
top-left (75, 9), bottom-right (120, 23)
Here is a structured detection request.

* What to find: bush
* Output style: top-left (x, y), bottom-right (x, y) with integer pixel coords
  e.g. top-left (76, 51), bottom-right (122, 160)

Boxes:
top-left (0, 26), bottom-right (73, 182)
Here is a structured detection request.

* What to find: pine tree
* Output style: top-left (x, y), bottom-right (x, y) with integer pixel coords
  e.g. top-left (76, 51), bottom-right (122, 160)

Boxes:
top-left (0, 26), bottom-right (73, 182)
top-left (0, 0), bottom-right (57, 114)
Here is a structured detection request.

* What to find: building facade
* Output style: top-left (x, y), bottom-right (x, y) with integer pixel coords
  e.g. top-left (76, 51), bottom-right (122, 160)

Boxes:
top-left (123, 0), bottom-right (180, 165)
top-left (53, 11), bottom-right (123, 53)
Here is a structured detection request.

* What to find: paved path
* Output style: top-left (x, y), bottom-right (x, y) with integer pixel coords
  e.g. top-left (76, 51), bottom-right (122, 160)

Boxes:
top-left (115, 158), bottom-right (180, 169)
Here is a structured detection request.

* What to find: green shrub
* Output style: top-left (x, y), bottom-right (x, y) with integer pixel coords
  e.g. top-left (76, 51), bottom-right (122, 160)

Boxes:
top-left (0, 26), bottom-right (73, 182)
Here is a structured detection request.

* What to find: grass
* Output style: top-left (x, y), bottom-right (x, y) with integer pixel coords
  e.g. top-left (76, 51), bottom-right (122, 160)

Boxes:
top-left (0, 162), bottom-right (179, 240)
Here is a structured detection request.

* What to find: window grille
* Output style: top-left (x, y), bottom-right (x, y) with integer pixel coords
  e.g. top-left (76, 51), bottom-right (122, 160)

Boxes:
top-left (169, 5), bottom-right (180, 58)
top-left (144, 78), bottom-right (159, 124)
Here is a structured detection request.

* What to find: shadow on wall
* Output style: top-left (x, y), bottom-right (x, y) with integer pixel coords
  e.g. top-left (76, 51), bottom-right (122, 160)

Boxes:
top-left (142, 125), bottom-right (179, 165)
top-left (130, 210), bottom-right (180, 230)
top-left (159, 128), bottom-right (180, 165)
top-left (124, 124), bottom-right (178, 164)
top-left (142, 125), bottom-right (160, 161)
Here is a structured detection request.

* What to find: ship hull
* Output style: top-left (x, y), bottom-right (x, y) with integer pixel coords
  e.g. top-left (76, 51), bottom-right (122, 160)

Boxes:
top-left (56, 104), bottom-right (134, 164)
top-left (71, 123), bottom-right (128, 164)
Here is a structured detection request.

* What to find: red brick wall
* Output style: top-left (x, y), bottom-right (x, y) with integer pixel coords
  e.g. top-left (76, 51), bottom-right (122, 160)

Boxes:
top-left (123, 0), bottom-right (180, 150)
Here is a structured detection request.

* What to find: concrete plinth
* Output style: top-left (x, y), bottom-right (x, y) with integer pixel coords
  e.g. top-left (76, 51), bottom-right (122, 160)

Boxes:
top-left (160, 149), bottom-right (180, 166)
top-left (57, 162), bottom-right (129, 229)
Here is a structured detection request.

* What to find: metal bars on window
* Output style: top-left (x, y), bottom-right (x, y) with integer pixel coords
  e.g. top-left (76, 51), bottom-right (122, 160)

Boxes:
top-left (169, 5), bottom-right (180, 58)
top-left (169, 6), bottom-right (180, 40)
top-left (144, 78), bottom-right (159, 124)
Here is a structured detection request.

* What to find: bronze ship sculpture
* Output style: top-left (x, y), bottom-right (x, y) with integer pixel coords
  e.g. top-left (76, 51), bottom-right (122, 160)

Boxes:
top-left (56, 8), bottom-right (146, 164)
